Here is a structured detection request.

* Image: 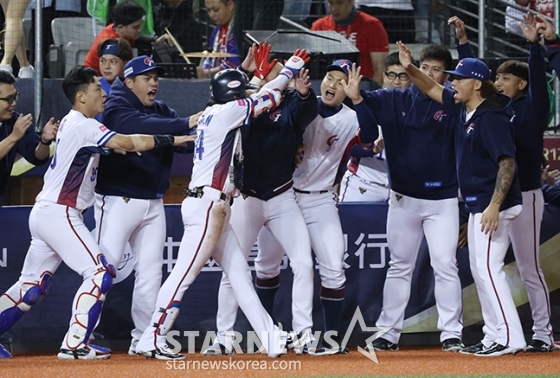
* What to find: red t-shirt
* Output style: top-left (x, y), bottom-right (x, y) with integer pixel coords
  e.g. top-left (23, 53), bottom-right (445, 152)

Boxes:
top-left (312, 11), bottom-right (389, 79)
top-left (83, 24), bottom-right (135, 75)
top-left (529, 0), bottom-right (554, 19)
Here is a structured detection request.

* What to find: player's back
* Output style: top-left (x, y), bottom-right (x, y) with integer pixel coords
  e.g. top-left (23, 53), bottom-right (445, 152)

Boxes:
top-left (36, 110), bottom-right (116, 211)
top-left (294, 102), bottom-right (359, 191)
top-left (189, 100), bottom-right (251, 196)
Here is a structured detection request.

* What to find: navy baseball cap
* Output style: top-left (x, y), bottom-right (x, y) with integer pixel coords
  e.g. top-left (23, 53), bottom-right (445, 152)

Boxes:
top-left (326, 59), bottom-right (353, 77)
top-left (444, 58), bottom-right (490, 81)
top-left (124, 55), bottom-right (165, 78)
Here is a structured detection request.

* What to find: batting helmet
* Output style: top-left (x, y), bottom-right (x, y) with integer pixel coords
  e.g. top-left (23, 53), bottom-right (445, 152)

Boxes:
top-left (210, 69), bottom-right (257, 102)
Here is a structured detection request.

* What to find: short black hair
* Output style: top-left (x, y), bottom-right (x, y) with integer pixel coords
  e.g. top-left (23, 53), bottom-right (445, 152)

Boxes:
top-left (497, 60), bottom-right (529, 82)
top-left (384, 52), bottom-right (401, 70)
top-left (110, 1), bottom-right (146, 27)
top-left (62, 65), bottom-right (98, 104)
top-left (0, 71), bottom-right (16, 85)
top-left (420, 45), bottom-right (453, 70)
top-left (97, 38), bottom-right (134, 62)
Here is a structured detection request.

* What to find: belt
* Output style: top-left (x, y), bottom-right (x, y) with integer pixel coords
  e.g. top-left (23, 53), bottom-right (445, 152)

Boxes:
top-left (184, 186), bottom-right (232, 204)
top-left (294, 188), bottom-right (329, 195)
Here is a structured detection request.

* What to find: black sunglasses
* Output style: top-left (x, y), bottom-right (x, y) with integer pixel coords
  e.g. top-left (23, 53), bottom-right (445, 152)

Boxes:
top-left (0, 92), bottom-right (19, 105)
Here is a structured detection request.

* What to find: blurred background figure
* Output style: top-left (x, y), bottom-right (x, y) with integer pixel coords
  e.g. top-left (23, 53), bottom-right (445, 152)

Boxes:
top-left (355, 0), bottom-right (416, 43)
top-left (233, 0), bottom-right (284, 54)
top-left (0, 0), bottom-right (34, 78)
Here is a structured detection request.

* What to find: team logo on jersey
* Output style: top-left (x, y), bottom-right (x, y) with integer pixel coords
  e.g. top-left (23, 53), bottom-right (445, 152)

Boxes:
top-left (466, 123), bottom-right (475, 134)
top-left (326, 135), bottom-right (339, 151)
top-left (270, 110), bottom-right (282, 122)
top-left (359, 187), bottom-right (367, 194)
top-left (433, 110), bottom-right (447, 122)
top-left (99, 125), bottom-right (108, 132)
top-left (395, 194), bottom-right (402, 201)
top-left (122, 197), bottom-right (130, 204)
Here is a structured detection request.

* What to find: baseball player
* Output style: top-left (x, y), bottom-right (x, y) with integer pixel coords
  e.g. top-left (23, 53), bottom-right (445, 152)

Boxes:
top-left (0, 65), bottom-right (193, 360)
top-left (97, 38), bottom-right (133, 97)
top-left (135, 49), bottom-right (310, 360)
top-left (466, 14), bottom-right (554, 352)
top-left (254, 59), bottom-right (379, 354)
top-left (339, 52), bottom-right (412, 203)
top-left (93, 55), bottom-right (198, 356)
top-left (398, 42), bottom-right (526, 356)
top-left (203, 55), bottom-right (324, 355)
top-left (537, 17), bottom-right (560, 82)
top-left (359, 41), bottom-right (464, 352)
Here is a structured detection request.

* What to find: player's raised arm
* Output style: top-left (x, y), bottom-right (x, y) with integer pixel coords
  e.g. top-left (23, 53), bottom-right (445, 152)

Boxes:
top-left (105, 133), bottom-right (195, 152)
top-left (397, 41), bottom-right (445, 104)
top-left (342, 63), bottom-right (379, 145)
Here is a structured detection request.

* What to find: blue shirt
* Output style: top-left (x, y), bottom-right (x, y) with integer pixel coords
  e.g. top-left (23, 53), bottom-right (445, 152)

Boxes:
top-left (442, 90), bottom-right (522, 214)
top-left (361, 85), bottom-right (458, 200)
top-left (240, 88), bottom-right (318, 200)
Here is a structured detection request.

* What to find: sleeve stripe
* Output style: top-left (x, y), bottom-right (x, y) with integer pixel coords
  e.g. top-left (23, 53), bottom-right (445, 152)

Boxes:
top-left (97, 131), bottom-right (117, 146)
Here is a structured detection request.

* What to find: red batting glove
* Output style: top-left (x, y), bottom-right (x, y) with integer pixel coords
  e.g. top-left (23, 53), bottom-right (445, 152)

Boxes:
top-left (254, 41), bottom-right (279, 80)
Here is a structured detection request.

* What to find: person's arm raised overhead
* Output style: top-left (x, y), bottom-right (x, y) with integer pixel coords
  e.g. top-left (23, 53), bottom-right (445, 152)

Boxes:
top-left (397, 41), bottom-right (444, 104)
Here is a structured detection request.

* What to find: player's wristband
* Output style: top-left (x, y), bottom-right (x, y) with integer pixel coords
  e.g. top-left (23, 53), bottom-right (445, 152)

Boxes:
top-left (153, 134), bottom-right (174, 148)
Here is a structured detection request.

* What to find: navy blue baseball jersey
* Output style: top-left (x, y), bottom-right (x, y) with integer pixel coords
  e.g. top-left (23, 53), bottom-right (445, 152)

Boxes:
top-left (95, 78), bottom-right (193, 199)
top-left (442, 90), bottom-right (522, 214)
top-left (510, 44), bottom-right (549, 192)
top-left (240, 88), bottom-right (318, 200)
top-left (360, 85), bottom-right (458, 200)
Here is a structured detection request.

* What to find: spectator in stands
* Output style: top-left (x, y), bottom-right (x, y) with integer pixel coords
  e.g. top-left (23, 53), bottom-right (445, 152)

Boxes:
top-left (199, 0), bottom-right (240, 78)
top-left (28, 0), bottom-right (83, 78)
top-left (515, 0), bottom-right (554, 20)
top-left (97, 38), bottom-right (134, 98)
top-left (233, 0), bottom-right (284, 54)
top-left (153, 0), bottom-right (203, 59)
top-left (282, 0), bottom-right (312, 27)
top-left (0, 0), bottom-right (34, 78)
top-left (354, 0), bottom-right (416, 43)
top-left (84, 1), bottom-right (170, 75)
top-left (0, 71), bottom-right (58, 207)
top-left (312, 0), bottom-right (389, 85)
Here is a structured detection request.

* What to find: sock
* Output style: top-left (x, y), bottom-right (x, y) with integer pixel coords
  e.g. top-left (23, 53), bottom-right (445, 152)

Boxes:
top-left (255, 275), bottom-right (280, 318)
top-left (320, 286), bottom-right (345, 335)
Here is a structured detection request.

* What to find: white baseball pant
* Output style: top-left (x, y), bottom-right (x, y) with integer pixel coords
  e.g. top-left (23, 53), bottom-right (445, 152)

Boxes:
top-left (215, 190), bottom-right (314, 346)
top-left (136, 191), bottom-right (283, 357)
top-left (377, 192), bottom-right (463, 343)
top-left (509, 189), bottom-right (553, 344)
top-left (339, 171), bottom-right (390, 203)
top-left (94, 195), bottom-right (166, 349)
top-left (468, 204), bottom-right (526, 349)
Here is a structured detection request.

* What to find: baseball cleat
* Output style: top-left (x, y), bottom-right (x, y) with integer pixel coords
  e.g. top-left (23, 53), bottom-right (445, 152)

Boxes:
top-left (459, 342), bottom-right (486, 354)
top-left (289, 331), bottom-right (332, 356)
top-left (142, 345), bottom-right (186, 360)
top-left (201, 341), bottom-right (233, 356)
top-left (369, 337), bottom-right (399, 351)
top-left (0, 343), bottom-right (12, 359)
top-left (525, 339), bottom-right (555, 353)
top-left (442, 338), bottom-right (464, 352)
top-left (57, 344), bottom-right (111, 360)
top-left (474, 343), bottom-right (521, 357)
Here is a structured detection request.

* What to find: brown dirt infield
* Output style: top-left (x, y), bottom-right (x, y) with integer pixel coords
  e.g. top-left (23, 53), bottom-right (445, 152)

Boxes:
top-left (1, 347), bottom-right (559, 378)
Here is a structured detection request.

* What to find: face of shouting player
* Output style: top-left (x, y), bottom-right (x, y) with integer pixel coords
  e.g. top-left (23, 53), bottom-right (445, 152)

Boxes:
top-left (320, 69), bottom-right (348, 107)
top-left (126, 71), bottom-right (159, 107)
top-left (450, 76), bottom-right (479, 104)
top-left (495, 73), bottom-right (526, 100)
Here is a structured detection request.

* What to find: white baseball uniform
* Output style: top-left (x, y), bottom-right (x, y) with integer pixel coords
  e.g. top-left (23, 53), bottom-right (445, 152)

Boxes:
top-left (136, 78), bottom-right (291, 357)
top-left (0, 109), bottom-right (117, 351)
